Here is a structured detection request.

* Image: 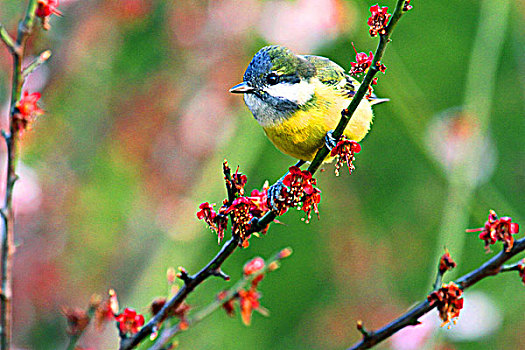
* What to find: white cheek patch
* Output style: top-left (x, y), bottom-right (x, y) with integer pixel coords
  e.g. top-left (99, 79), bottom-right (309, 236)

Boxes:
top-left (263, 80), bottom-right (315, 106)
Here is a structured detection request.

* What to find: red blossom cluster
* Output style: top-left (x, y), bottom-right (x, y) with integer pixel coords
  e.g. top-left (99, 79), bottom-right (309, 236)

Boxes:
top-left (197, 194), bottom-right (269, 247)
top-left (350, 49), bottom-right (374, 76)
top-left (196, 202), bottom-right (229, 243)
top-left (330, 136), bottom-right (362, 176)
top-left (99, 290), bottom-right (145, 335)
top-left (219, 249), bottom-right (291, 326)
top-left (36, 0), bottom-right (62, 30)
top-left (62, 289), bottom-right (147, 338)
top-left (427, 282), bottom-right (464, 328)
top-left (197, 162), bottom-right (321, 246)
top-left (224, 197), bottom-right (258, 247)
top-left (349, 43), bottom-right (387, 78)
top-left (466, 210), bottom-right (520, 252)
top-left (197, 162), bottom-right (271, 247)
top-left (367, 4), bottom-right (391, 37)
top-left (273, 166), bottom-right (321, 223)
top-left (248, 184), bottom-right (270, 218)
top-left (219, 257), bottom-right (270, 325)
top-left (14, 91), bottom-right (44, 134)
top-left (115, 308), bottom-right (145, 335)
top-left (438, 249), bottom-right (457, 274)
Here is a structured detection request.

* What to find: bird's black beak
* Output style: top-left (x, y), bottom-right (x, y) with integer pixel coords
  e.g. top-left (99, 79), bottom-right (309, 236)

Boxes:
top-left (229, 82), bottom-right (255, 94)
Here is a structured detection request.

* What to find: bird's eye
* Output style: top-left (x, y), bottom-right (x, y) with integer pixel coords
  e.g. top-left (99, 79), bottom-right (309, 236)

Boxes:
top-left (266, 73), bottom-right (280, 85)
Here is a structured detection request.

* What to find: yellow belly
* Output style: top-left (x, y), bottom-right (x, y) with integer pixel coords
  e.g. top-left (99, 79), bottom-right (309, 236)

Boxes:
top-left (263, 89), bottom-right (374, 162)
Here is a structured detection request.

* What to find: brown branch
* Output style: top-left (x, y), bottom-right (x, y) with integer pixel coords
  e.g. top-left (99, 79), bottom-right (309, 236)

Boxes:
top-left (149, 248), bottom-right (292, 350)
top-left (120, 162), bottom-right (247, 349)
top-left (347, 237), bottom-right (525, 350)
top-left (119, 237), bottom-right (239, 350)
top-left (0, 1), bottom-right (39, 348)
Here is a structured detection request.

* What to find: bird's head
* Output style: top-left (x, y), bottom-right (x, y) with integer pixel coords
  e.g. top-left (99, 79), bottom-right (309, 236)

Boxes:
top-left (230, 45), bottom-right (316, 125)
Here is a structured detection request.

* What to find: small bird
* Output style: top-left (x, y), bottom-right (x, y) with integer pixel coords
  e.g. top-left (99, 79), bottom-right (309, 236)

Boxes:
top-left (230, 45), bottom-right (387, 162)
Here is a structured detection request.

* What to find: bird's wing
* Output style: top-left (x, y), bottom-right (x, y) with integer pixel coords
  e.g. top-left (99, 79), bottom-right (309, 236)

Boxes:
top-left (300, 55), bottom-right (357, 97)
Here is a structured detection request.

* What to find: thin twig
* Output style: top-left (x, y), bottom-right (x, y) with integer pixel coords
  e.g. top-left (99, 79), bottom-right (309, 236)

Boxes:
top-left (347, 237), bottom-right (525, 350)
top-left (22, 50), bottom-right (52, 78)
top-left (149, 249), bottom-right (291, 350)
top-left (0, 24), bottom-right (17, 54)
top-left (119, 237), bottom-right (239, 350)
top-left (0, 1), bottom-right (39, 348)
top-left (66, 334), bottom-right (81, 350)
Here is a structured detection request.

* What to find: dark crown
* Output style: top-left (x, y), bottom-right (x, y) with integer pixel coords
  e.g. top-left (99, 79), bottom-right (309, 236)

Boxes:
top-left (243, 45), bottom-right (315, 86)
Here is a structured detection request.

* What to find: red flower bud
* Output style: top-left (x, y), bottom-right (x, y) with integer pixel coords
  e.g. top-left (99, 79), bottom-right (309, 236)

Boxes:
top-left (243, 257), bottom-right (265, 276)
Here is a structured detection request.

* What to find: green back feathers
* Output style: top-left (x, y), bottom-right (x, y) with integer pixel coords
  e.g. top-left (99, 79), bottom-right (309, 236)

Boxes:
top-left (262, 46), bottom-right (315, 78)
top-left (301, 55), bottom-right (346, 85)
top-left (301, 55), bottom-right (357, 97)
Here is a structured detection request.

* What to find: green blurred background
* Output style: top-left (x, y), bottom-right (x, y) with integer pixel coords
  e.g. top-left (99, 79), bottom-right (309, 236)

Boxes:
top-left (0, 0), bottom-right (523, 349)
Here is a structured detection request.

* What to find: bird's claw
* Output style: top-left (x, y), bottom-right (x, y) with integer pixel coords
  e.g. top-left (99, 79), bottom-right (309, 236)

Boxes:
top-left (267, 160), bottom-right (305, 213)
top-left (267, 178), bottom-right (285, 212)
top-left (324, 130), bottom-right (338, 151)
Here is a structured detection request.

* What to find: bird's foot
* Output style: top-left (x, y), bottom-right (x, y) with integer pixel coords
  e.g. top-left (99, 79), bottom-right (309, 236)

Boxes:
top-left (267, 178), bottom-right (285, 212)
top-left (267, 160), bottom-right (305, 214)
top-left (324, 130), bottom-right (338, 151)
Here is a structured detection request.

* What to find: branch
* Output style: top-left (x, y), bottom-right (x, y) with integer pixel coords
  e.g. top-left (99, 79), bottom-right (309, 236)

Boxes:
top-left (1, 1), bottom-right (39, 348)
top-left (119, 237), bottom-right (239, 350)
top-left (0, 24), bottom-right (17, 54)
top-left (347, 237), bottom-right (525, 350)
top-left (149, 249), bottom-right (292, 350)
top-left (22, 50), bottom-right (52, 78)
top-left (120, 162), bottom-right (248, 349)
